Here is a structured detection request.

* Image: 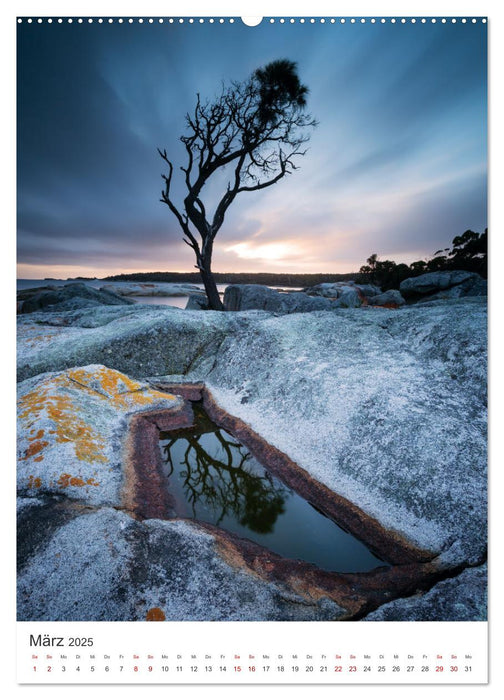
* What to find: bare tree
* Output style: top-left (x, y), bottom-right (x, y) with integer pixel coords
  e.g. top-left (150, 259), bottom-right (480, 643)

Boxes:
top-left (158, 59), bottom-right (317, 310)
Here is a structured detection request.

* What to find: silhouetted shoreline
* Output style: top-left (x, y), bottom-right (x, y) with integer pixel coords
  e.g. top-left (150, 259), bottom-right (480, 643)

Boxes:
top-left (102, 271), bottom-right (358, 286)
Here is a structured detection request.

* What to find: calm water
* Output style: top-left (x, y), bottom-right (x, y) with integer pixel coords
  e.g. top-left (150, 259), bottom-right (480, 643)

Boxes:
top-left (159, 406), bottom-right (387, 573)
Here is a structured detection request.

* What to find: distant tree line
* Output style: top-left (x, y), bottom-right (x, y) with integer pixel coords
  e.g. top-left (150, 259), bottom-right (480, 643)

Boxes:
top-left (103, 271), bottom-right (357, 287)
top-left (356, 229), bottom-right (487, 291)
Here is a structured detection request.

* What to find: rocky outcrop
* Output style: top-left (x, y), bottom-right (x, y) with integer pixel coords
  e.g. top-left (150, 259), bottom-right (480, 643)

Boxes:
top-left (17, 365), bottom-right (182, 506)
top-left (223, 283), bottom-right (405, 312)
top-left (100, 282), bottom-right (204, 297)
top-left (18, 282), bottom-right (134, 313)
top-left (16, 305), bottom-right (248, 382)
top-left (400, 270), bottom-right (487, 301)
top-left (336, 288), bottom-right (362, 308)
top-left (367, 289), bottom-right (405, 307)
top-left (204, 299), bottom-right (487, 568)
top-left (304, 281), bottom-right (381, 299)
top-left (224, 284), bottom-right (338, 313)
top-left (185, 293), bottom-right (209, 310)
top-left (363, 564), bottom-right (487, 621)
top-left (17, 505), bottom-right (346, 621)
top-left (16, 297), bottom-right (487, 621)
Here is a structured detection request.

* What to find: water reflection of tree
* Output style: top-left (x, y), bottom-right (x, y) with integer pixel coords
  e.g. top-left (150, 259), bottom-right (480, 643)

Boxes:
top-left (162, 428), bottom-right (289, 534)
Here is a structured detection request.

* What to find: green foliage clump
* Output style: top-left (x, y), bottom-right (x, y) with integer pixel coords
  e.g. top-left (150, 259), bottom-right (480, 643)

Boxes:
top-left (357, 229), bottom-right (487, 290)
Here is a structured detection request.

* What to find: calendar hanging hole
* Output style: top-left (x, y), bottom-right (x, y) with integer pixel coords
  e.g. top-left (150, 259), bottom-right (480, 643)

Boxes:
top-left (241, 17), bottom-right (263, 27)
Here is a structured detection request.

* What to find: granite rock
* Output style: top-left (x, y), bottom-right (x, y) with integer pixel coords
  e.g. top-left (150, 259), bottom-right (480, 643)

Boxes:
top-left (367, 289), bottom-right (406, 307)
top-left (17, 506), bottom-right (347, 622)
top-left (205, 299), bottom-right (487, 567)
top-left (17, 365), bottom-right (182, 506)
top-left (363, 564), bottom-right (487, 621)
top-left (19, 282), bottom-right (134, 314)
top-left (16, 305), bottom-right (245, 382)
top-left (223, 284), bottom-right (335, 313)
top-left (400, 270), bottom-right (486, 300)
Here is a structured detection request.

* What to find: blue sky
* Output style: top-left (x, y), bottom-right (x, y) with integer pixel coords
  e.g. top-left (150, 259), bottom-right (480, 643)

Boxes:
top-left (17, 18), bottom-right (487, 277)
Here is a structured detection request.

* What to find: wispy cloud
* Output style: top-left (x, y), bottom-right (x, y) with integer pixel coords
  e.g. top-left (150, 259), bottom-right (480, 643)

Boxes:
top-left (17, 20), bottom-right (487, 278)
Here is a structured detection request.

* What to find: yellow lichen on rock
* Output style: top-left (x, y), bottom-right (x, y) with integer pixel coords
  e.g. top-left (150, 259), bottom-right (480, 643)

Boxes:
top-left (18, 376), bottom-right (107, 464)
top-left (21, 439), bottom-right (49, 460)
top-left (18, 365), bottom-right (181, 503)
top-left (18, 366), bottom-right (178, 469)
top-left (56, 473), bottom-right (100, 488)
top-left (67, 366), bottom-right (175, 409)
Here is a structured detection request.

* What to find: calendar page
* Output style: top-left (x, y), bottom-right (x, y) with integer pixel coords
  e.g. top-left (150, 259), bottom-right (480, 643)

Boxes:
top-left (14, 0), bottom-right (489, 689)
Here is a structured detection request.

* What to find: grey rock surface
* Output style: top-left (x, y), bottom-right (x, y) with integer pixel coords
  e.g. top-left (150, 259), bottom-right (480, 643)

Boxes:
top-left (368, 289), bottom-right (405, 306)
top-left (275, 291), bottom-right (335, 313)
top-left (185, 293), bottom-right (209, 310)
top-left (17, 297), bottom-right (487, 621)
top-left (100, 281), bottom-right (203, 297)
top-left (334, 288), bottom-right (362, 308)
top-left (420, 276), bottom-right (487, 302)
top-left (363, 565), bottom-right (487, 621)
top-left (17, 305), bottom-right (248, 382)
top-left (223, 284), bottom-right (335, 313)
top-left (304, 282), bottom-right (381, 299)
top-left (224, 284), bottom-right (288, 312)
top-left (17, 506), bottom-right (346, 621)
top-left (205, 299), bottom-right (487, 566)
top-left (19, 282), bottom-right (134, 314)
top-left (400, 270), bottom-right (486, 299)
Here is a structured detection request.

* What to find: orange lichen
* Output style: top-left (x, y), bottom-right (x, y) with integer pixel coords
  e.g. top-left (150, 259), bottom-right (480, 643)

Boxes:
top-left (18, 376), bottom-right (107, 463)
top-left (21, 440), bottom-right (48, 460)
top-left (18, 367), bottom-right (176, 466)
top-left (27, 475), bottom-right (42, 488)
top-left (67, 366), bottom-right (175, 409)
top-left (146, 607), bottom-right (166, 621)
top-left (24, 333), bottom-right (59, 347)
top-left (57, 473), bottom-right (100, 489)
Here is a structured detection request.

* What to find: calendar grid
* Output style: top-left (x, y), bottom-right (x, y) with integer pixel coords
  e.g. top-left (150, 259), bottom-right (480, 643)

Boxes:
top-left (17, 621), bottom-right (488, 684)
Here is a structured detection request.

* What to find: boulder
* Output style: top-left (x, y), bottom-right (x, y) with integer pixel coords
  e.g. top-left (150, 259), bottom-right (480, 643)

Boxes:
top-left (224, 284), bottom-right (285, 312)
top-left (333, 288), bottom-right (362, 308)
top-left (399, 270), bottom-right (486, 299)
top-left (19, 283), bottom-right (134, 314)
top-left (276, 292), bottom-right (334, 313)
top-left (303, 282), bottom-right (343, 298)
top-left (304, 282), bottom-right (382, 300)
top-left (420, 276), bottom-right (487, 302)
top-left (223, 284), bottom-right (335, 313)
top-left (367, 289), bottom-right (405, 307)
top-left (355, 284), bottom-right (382, 297)
top-left (185, 293), bottom-right (209, 310)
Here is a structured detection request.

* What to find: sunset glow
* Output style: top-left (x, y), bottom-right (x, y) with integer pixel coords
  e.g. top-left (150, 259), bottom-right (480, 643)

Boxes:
top-left (225, 241), bottom-right (305, 262)
top-left (17, 19), bottom-right (487, 279)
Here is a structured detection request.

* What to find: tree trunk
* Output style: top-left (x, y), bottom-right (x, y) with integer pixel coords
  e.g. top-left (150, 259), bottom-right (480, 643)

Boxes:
top-left (200, 256), bottom-right (224, 311)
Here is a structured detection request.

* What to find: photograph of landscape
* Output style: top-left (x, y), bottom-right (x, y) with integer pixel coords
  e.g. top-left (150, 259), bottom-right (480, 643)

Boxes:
top-left (17, 16), bottom-right (487, 623)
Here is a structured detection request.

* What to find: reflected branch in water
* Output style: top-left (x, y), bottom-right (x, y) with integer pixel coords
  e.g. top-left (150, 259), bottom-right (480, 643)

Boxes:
top-left (161, 426), bottom-right (290, 534)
